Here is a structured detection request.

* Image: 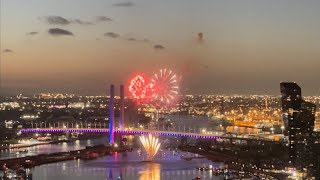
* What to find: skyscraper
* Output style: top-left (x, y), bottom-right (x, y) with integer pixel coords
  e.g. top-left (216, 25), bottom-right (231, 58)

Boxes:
top-left (280, 82), bottom-right (318, 177)
top-left (280, 82), bottom-right (302, 165)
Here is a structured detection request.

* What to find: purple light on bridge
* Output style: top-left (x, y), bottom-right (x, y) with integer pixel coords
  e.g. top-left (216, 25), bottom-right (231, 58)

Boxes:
top-left (20, 129), bottom-right (220, 140)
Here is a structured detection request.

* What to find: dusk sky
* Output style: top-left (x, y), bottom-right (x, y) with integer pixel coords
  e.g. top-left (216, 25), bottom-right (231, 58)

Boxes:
top-left (1, 0), bottom-right (320, 95)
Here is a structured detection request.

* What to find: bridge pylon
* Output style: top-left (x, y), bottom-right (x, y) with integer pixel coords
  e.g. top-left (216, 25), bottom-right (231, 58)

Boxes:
top-left (109, 84), bottom-right (115, 144)
top-left (109, 84), bottom-right (125, 146)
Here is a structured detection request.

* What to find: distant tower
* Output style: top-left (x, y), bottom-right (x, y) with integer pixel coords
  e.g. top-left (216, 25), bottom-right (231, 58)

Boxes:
top-left (280, 82), bottom-right (317, 175)
top-left (119, 85), bottom-right (125, 130)
top-left (109, 84), bottom-right (115, 144)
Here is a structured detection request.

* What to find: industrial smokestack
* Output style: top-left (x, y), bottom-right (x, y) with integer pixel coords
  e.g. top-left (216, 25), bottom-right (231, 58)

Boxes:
top-left (109, 84), bottom-right (115, 144)
top-left (119, 85), bottom-right (124, 130)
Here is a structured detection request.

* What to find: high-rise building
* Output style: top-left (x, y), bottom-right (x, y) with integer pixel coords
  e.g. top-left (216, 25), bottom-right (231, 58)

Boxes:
top-left (296, 101), bottom-right (316, 172)
top-left (312, 133), bottom-right (320, 178)
top-left (280, 82), bottom-right (318, 177)
top-left (280, 82), bottom-right (303, 165)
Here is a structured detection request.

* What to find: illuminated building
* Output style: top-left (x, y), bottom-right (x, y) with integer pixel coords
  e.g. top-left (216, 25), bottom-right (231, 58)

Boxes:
top-left (0, 102), bottom-right (20, 109)
top-left (68, 102), bottom-right (85, 108)
top-left (4, 120), bottom-right (14, 129)
top-left (280, 82), bottom-right (318, 177)
top-left (20, 114), bottom-right (40, 120)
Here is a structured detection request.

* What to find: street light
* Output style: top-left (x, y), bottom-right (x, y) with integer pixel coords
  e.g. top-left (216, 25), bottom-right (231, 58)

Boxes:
top-left (270, 127), bottom-right (274, 134)
top-left (281, 126), bottom-right (285, 134)
top-left (234, 126), bottom-right (238, 135)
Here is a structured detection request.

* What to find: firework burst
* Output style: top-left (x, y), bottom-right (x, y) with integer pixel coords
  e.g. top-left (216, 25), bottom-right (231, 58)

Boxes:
top-left (139, 134), bottom-right (161, 161)
top-left (151, 69), bottom-right (179, 104)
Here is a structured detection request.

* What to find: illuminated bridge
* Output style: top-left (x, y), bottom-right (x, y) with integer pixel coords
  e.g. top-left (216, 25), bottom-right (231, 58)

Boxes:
top-left (21, 128), bottom-right (222, 139)
top-left (20, 122), bottom-right (275, 142)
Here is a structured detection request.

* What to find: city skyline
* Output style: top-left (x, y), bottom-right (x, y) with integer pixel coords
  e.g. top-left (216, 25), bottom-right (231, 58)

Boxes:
top-left (1, 0), bottom-right (320, 95)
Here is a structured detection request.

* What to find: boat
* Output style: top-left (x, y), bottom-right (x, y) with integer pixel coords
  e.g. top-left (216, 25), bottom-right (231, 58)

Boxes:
top-left (19, 150), bottom-right (28, 153)
top-left (182, 157), bottom-right (193, 161)
top-left (82, 152), bottom-right (99, 160)
top-left (141, 160), bottom-right (152, 162)
top-left (16, 150), bottom-right (28, 155)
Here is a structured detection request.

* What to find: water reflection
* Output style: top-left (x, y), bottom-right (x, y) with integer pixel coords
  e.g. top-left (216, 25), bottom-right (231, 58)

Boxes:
top-left (61, 142), bottom-right (68, 152)
top-left (32, 150), bottom-right (224, 180)
top-left (139, 163), bottom-right (160, 180)
top-left (74, 140), bottom-right (80, 149)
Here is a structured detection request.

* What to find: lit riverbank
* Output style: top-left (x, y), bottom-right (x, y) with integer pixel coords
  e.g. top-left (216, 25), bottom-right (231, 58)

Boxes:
top-left (0, 137), bottom-right (108, 160)
top-left (0, 144), bottom-right (131, 171)
top-left (180, 146), bottom-right (287, 179)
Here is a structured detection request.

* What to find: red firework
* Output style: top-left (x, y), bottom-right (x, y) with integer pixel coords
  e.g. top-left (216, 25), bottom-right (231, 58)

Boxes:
top-left (128, 69), bottom-right (179, 106)
top-left (151, 69), bottom-right (179, 104)
top-left (128, 74), bottom-right (153, 101)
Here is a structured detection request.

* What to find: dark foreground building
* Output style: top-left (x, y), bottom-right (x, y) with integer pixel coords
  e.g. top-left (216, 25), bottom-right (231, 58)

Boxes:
top-left (280, 82), bottom-right (320, 178)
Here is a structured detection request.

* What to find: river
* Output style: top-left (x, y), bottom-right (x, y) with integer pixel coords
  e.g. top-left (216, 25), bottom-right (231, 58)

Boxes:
top-left (31, 149), bottom-right (224, 180)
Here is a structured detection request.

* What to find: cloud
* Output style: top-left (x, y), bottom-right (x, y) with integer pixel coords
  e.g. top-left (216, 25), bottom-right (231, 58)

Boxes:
top-left (180, 59), bottom-right (209, 77)
top-left (153, 44), bottom-right (165, 50)
top-left (44, 16), bottom-right (71, 25)
top-left (126, 37), bottom-right (151, 43)
top-left (104, 32), bottom-right (120, 38)
top-left (143, 38), bottom-right (151, 43)
top-left (127, 38), bottom-right (137, 41)
top-left (3, 49), bottom-right (13, 53)
top-left (48, 28), bottom-right (74, 36)
top-left (27, 32), bottom-right (39, 35)
top-left (113, 2), bottom-right (135, 7)
top-left (72, 19), bottom-right (94, 25)
top-left (197, 32), bottom-right (204, 44)
top-left (96, 16), bottom-right (112, 22)
top-left (43, 16), bottom-right (94, 25)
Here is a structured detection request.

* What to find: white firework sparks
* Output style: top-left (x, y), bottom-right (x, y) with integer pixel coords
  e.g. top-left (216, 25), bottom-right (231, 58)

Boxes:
top-left (140, 134), bottom-right (161, 161)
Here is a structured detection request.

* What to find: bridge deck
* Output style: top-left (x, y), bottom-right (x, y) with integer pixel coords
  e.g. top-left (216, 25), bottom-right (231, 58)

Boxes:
top-left (21, 128), bottom-right (274, 142)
